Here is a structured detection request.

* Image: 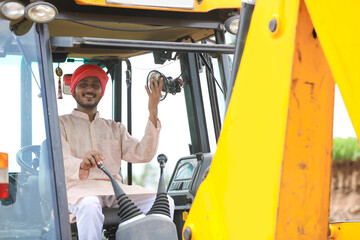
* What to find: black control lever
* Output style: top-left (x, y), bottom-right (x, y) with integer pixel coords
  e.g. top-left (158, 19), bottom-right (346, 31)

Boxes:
top-left (157, 153), bottom-right (167, 173)
top-left (147, 154), bottom-right (171, 218)
top-left (95, 156), bottom-right (177, 240)
top-left (94, 158), bottom-right (144, 224)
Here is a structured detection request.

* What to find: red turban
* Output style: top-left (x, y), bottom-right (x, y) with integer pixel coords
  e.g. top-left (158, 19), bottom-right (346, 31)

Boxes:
top-left (70, 64), bottom-right (109, 98)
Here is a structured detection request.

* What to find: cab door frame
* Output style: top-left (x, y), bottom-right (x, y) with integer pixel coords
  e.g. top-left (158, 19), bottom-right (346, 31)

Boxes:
top-left (37, 23), bottom-right (72, 239)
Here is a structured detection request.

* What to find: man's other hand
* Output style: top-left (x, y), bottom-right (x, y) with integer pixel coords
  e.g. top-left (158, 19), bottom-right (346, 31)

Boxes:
top-left (81, 150), bottom-right (104, 170)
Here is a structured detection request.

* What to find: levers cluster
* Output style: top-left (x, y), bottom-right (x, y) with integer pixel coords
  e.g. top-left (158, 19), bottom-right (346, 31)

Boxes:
top-left (96, 154), bottom-right (178, 240)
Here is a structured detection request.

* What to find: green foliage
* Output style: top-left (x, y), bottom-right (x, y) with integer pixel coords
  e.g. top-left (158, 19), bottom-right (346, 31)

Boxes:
top-left (132, 164), bottom-right (171, 190)
top-left (333, 137), bottom-right (360, 162)
top-left (133, 164), bottom-right (158, 189)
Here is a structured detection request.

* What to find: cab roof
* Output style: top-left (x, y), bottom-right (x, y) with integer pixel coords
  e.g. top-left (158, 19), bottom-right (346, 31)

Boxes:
top-left (38, 0), bottom-right (239, 60)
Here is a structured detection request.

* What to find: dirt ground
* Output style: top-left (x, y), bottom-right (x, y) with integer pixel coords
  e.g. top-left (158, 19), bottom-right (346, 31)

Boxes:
top-left (330, 161), bottom-right (360, 222)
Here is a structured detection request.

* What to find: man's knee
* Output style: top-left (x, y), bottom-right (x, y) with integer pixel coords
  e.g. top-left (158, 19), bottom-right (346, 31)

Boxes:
top-left (76, 196), bottom-right (103, 220)
top-left (78, 196), bottom-right (102, 209)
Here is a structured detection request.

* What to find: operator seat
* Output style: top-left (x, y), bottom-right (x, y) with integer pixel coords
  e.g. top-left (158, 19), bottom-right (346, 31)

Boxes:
top-left (70, 208), bottom-right (120, 239)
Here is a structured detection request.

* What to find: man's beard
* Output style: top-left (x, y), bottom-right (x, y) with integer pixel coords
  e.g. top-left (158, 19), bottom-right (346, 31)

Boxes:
top-left (75, 93), bottom-right (101, 109)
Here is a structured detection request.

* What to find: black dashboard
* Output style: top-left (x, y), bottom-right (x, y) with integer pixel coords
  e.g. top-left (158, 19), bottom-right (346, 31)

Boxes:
top-left (167, 152), bottom-right (213, 210)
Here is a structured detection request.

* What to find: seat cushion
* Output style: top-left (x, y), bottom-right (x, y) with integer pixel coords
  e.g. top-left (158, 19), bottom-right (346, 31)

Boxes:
top-left (70, 207), bottom-right (120, 234)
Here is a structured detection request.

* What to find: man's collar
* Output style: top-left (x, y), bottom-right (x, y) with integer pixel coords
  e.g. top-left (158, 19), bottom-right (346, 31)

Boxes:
top-left (71, 109), bottom-right (100, 120)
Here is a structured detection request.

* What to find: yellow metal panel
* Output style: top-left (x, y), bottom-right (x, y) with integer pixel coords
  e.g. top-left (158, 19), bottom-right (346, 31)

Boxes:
top-left (182, 0), bottom-right (300, 238)
top-left (275, 0), bottom-right (335, 238)
top-left (304, 0), bottom-right (360, 142)
top-left (329, 222), bottom-right (360, 240)
top-left (74, 0), bottom-right (240, 12)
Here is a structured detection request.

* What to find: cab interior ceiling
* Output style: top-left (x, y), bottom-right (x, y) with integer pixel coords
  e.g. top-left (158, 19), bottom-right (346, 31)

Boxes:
top-left (43, 1), bottom-right (237, 61)
top-left (49, 19), bottom-right (215, 60)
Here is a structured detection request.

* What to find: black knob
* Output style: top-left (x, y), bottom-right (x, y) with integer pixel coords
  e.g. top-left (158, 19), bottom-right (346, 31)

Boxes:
top-left (183, 227), bottom-right (192, 240)
top-left (269, 18), bottom-right (277, 33)
top-left (195, 153), bottom-right (204, 161)
top-left (157, 154), bottom-right (167, 168)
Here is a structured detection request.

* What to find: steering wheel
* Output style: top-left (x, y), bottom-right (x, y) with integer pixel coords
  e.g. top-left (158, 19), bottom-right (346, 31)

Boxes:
top-left (16, 145), bottom-right (41, 175)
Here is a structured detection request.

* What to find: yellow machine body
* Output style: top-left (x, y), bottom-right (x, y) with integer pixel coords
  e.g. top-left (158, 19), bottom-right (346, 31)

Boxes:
top-left (183, 0), bottom-right (360, 239)
top-left (329, 222), bottom-right (360, 240)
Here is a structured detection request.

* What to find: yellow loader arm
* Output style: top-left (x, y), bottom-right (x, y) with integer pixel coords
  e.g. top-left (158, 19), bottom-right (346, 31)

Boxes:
top-left (183, 0), bottom-right (360, 239)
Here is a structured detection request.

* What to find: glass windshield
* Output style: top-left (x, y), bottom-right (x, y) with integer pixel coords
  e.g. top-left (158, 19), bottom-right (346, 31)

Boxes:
top-left (0, 19), bottom-right (59, 239)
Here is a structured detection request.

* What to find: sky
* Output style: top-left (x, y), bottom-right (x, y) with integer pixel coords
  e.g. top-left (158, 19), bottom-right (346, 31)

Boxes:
top-left (333, 85), bottom-right (356, 138)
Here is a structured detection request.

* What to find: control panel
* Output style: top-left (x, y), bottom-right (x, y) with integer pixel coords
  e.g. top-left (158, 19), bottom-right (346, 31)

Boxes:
top-left (168, 157), bottom-right (198, 191)
top-left (167, 152), bottom-right (213, 210)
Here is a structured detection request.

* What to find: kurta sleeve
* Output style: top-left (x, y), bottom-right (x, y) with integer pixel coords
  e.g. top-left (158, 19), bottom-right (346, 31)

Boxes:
top-left (59, 117), bottom-right (89, 181)
top-left (120, 118), bottom-right (161, 163)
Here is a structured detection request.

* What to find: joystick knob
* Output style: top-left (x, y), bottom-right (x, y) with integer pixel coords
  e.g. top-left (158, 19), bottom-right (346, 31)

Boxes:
top-left (157, 153), bottom-right (167, 168)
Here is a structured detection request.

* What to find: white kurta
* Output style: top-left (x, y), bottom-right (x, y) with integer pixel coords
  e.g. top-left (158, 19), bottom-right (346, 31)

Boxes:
top-left (59, 109), bottom-right (160, 206)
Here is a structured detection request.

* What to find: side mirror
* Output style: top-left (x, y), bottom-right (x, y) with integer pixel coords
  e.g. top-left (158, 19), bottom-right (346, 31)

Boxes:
top-left (146, 70), bottom-right (183, 101)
